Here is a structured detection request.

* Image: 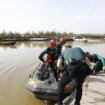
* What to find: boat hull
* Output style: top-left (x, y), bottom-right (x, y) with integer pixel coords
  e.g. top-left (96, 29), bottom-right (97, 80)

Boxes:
top-left (26, 63), bottom-right (77, 101)
top-left (0, 41), bottom-right (16, 45)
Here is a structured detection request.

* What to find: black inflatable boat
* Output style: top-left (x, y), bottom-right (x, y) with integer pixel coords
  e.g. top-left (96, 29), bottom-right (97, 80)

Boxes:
top-left (26, 63), bottom-right (77, 101)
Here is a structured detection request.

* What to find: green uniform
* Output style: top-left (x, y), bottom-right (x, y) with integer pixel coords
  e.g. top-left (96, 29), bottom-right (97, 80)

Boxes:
top-left (57, 47), bottom-right (92, 105)
top-left (39, 47), bottom-right (57, 63)
top-left (96, 54), bottom-right (105, 66)
top-left (39, 47), bottom-right (58, 81)
top-left (60, 47), bottom-right (85, 65)
top-left (56, 42), bottom-right (63, 58)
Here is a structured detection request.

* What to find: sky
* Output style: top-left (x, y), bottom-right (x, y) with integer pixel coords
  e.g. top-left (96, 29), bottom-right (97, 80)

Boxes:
top-left (0, 0), bottom-right (105, 34)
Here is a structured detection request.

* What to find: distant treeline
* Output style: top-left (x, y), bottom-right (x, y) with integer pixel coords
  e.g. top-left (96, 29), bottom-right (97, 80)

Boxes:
top-left (0, 30), bottom-right (105, 41)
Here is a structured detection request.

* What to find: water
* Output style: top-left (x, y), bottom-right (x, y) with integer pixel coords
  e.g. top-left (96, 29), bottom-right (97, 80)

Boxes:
top-left (0, 40), bottom-right (105, 105)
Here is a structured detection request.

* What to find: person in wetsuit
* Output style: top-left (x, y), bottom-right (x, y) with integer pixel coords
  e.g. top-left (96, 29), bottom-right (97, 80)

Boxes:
top-left (39, 40), bottom-right (58, 81)
top-left (56, 37), bottom-right (66, 58)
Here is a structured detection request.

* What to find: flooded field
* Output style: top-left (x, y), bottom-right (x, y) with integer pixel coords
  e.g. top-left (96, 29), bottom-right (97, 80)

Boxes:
top-left (0, 40), bottom-right (105, 105)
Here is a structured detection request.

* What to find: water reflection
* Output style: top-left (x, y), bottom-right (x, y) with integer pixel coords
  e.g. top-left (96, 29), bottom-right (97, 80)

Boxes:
top-left (15, 41), bottom-right (49, 48)
top-left (1, 40), bottom-right (105, 50)
top-left (0, 40), bottom-right (105, 105)
top-left (0, 45), bottom-right (17, 49)
top-left (16, 40), bottom-right (105, 48)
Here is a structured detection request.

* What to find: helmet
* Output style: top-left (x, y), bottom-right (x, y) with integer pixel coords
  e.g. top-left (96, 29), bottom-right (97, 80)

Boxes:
top-left (60, 38), bottom-right (66, 44)
top-left (85, 52), bottom-right (92, 60)
top-left (49, 40), bottom-right (57, 48)
top-left (85, 52), bottom-right (90, 58)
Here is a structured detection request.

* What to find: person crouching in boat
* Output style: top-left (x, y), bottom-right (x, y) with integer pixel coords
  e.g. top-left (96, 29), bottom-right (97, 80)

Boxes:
top-left (56, 46), bottom-right (93, 105)
top-left (39, 40), bottom-right (58, 81)
top-left (85, 52), bottom-right (105, 75)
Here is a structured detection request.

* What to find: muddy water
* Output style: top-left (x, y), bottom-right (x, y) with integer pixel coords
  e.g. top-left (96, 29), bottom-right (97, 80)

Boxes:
top-left (0, 40), bottom-right (105, 105)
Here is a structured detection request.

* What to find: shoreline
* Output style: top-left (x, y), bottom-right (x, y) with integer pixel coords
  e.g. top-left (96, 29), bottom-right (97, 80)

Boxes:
top-left (0, 37), bottom-right (105, 42)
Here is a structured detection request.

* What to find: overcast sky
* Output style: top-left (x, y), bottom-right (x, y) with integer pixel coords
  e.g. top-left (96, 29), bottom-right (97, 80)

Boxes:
top-left (0, 0), bottom-right (105, 34)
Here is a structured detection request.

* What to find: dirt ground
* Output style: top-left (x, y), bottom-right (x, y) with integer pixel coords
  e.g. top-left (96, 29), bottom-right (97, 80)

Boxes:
top-left (81, 71), bottom-right (105, 105)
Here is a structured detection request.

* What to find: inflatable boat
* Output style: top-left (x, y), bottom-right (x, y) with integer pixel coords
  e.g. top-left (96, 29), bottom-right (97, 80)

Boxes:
top-left (26, 63), bottom-right (77, 101)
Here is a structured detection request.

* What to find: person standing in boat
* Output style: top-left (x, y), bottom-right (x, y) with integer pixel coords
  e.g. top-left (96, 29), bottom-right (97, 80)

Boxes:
top-left (39, 40), bottom-right (58, 81)
top-left (56, 37), bottom-right (66, 58)
top-left (56, 46), bottom-right (93, 105)
top-left (85, 52), bottom-right (105, 74)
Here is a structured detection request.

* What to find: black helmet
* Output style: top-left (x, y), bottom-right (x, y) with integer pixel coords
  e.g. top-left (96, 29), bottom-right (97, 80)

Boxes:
top-left (85, 52), bottom-right (93, 61)
top-left (85, 52), bottom-right (90, 58)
